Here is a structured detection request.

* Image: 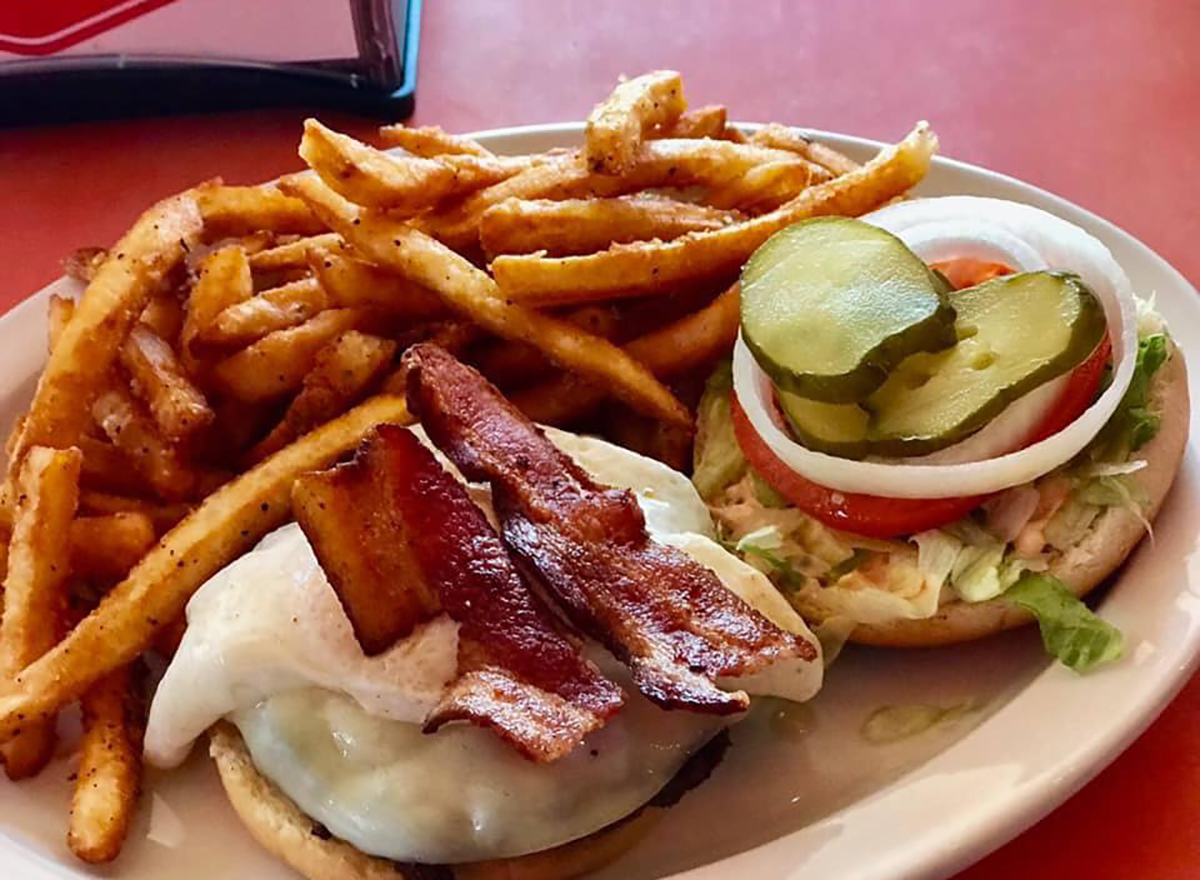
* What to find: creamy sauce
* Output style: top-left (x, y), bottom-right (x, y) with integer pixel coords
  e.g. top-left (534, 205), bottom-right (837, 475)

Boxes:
top-left (146, 428), bottom-right (823, 864)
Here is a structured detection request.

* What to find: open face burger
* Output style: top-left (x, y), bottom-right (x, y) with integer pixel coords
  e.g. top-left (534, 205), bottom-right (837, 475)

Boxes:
top-left (697, 196), bottom-right (1188, 670)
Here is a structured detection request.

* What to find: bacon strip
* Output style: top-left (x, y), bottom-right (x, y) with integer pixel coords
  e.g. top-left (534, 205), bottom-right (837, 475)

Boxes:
top-left (403, 344), bottom-right (817, 714)
top-left (293, 424), bottom-right (623, 762)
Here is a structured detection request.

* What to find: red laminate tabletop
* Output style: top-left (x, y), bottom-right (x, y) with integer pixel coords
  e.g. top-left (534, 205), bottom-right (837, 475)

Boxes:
top-left (2, 1), bottom-right (1199, 876)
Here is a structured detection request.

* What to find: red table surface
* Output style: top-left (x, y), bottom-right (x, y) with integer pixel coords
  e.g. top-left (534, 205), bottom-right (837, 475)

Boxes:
top-left (2, 0), bottom-right (1199, 876)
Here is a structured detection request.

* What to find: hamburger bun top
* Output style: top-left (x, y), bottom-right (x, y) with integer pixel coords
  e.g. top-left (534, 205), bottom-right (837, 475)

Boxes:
top-left (851, 341), bottom-right (1189, 648)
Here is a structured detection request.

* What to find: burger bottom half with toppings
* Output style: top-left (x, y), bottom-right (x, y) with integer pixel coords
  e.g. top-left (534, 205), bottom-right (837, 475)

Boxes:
top-left (144, 342), bottom-right (825, 878)
top-left (701, 196), bottom-right (1188, 670)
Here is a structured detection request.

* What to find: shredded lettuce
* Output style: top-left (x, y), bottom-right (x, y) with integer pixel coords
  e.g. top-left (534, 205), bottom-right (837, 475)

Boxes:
top-left (1095, 333), bottom-right (1169, 458)
top-left (1043, 495), bottom-right (1101, 551)
top-left (731, 527), bottom-right (807, 589)
top-left (914, 529), bottom-right (962, 590)
top-left (822, 549), bottom-right (872, 584)
top-left (749, 468), bottom-right (789, 509)
top-left (692, 361), bottom-right (747, 501)
top-left (1002, 574), bottom-right (1123, 672)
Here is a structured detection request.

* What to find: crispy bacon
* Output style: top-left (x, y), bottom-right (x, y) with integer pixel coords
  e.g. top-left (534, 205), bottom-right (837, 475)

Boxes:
top-left (293, 424), bottom-right (623, 762)
top-left (403, 343), bottom-right (818, 715)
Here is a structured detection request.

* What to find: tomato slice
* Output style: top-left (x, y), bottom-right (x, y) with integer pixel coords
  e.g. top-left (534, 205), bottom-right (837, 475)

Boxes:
top-left (730, 392), bottom-right (988, 538)
top-left (1025, 335), bottom-right (1112, 445)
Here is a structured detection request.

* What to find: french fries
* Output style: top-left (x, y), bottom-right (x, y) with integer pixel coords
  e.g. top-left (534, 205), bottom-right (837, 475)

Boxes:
top-left (78, 490), bottom-right (191, 534)
top-left (201, 277), bottom-right (329, 347)
top-left (248, 232), bottom-right (342, 271)
top-left (0, 446), bottom-right (81, 779)
top-left (7, 192), bottom-right (202, 485)
top-left (120, 324), bottom-right (214, 441)
top-left (706, 159), bottom-right (820, 212)
top-left (247, 330), bottom-right (396, 462)
top-left (489, 123), bottom-right (937, 302)
top-left (378, 124), bottom-right (494, 158)
top-left (213, 308), bottom-right (362, 401)
top-left (92, 386), bottom-right (197, 501)
top-left (585, 70), bottom-right (686, 174)
top-left (180, 245), bottom-right (253, 362)
top-left (301, 119), bottom-right (511, 212)
top-left (69, 513), bottom-right (157, 581)
top-left (46, 294), bottom-right (75, 354)
top-left (139, 296), bottom-right (185, 344)
top-left (67, 664), bottom-right (144, 864)
top-left (480, 195), bottom-right (737, 258)
top-left (0, 394), bottom-right (411, 744)
top-left (514, 282), bottom-right (741, 424)
top-left (281, 173), bottom-right (692, 427)
top-left (750, 123), bottom-right (861, 177)
top-left (473, 305), bottom-right (620, 388)
top-left (196, 183), bottom-right (323, 239)
top-left (655, 104), bottom-right (731, 140)
top-left (308, 248), bottom-right (445, 318)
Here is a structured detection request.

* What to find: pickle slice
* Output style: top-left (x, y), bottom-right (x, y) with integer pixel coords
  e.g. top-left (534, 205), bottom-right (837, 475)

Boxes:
top-left (741, 217), bottom-right (957, 403)
top-left (865, 271), bottom-right (1107, 455)
top-left (777, 271), bottom-right (1107, 458)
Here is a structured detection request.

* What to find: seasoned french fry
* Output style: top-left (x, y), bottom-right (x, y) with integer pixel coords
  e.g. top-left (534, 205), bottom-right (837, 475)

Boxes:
top-left (479, 195), bottom-right (737, 258)
top-left (585, 70), bottom-right (686, 174)
top-left (76, 435), bottom-right (144, 497)
top-left (78, 490), bottom-right (191, 534)
top-left (490, 123), bottom-right (937, 302)
top-left (473, 305), bottom-right (620, 388)
top-left (0, 446), bottom-right (82, 779)
top-left (513, 282), bottom-right (741, 424)
top-left (281, 174), bottom-right (692, 427)
top-left (377, 124), bottom-right (494, 158)
top-left (63, 247), bottom-right (108, 283)
top-left (196, 183), bottom-right (324, 239)
top-left (139, 296), bottom-right (185, 344)
top-left (213, 308), bottom-right (362, 401)
top-left (67, 664), bottom-right (144, 864)
top-left (248, 232), bottom-right (342, 271)
top-left (308, 248), bottom-right (445, 318)
top-left (654, 104), bottom-right (729, 140)
top-left (300, 120), bottom-right (512, 212)
top-left (92, 386), bottom-right (196, 501)
top-left (120, 325), bottom-right (214, 441)
top-left (69, 513), bottom-right (157, 581)
top-left (0, 394), bottom-right (412, 742)
top-left (750, 123), bottom-right (860, 177)
top-left (200, 277), bottom-right (329, 347)
top-left (7, 192), bottom-right (202, 487)
top-left (705, 159), bottom-right (819, 212)
top-left (47, 294), bottom-right (76, 354)
top-left (246, 330), bottom-right (397, 462)
top-left (180, 245), bottom-right (253, 362)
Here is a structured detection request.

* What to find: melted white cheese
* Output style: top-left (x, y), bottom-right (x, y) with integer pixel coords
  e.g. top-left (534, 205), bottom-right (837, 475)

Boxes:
top-left (145, 429), bottom-right (823, 864)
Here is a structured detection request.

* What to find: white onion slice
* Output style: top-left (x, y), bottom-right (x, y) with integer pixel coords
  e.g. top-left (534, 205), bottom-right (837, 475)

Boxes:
top-left (898, 219), bottom-right (1047, 273)
top-left (731, 196), bottom-right (1137, 500)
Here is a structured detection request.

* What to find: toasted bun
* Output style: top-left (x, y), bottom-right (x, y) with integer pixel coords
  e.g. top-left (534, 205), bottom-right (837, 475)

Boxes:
top-left (851, 344), bottom-right (1189, 648)
top-left (209, 723), bottom-right (661, 880)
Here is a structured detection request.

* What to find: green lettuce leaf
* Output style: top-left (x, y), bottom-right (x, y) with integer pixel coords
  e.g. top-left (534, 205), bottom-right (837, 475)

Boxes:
top-left (693, 361), bottom-right (747, 500)
top-left (1096, 333), bottom-right (1169, 457)
top-left (1002, 573), bottom-right (1123, 672)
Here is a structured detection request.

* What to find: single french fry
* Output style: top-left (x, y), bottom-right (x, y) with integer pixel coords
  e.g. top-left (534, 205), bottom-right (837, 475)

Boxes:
top-left (47, 294), bottom-right (76, 354)
top-left (750, 123), bottom-right (860, 177)
top-left (281, 174), bottom-right (692, 427)
top-left (473, 305), bottom-right (621, 388)
top-left (213, 308), bottom-right (363, 401)
top-left (0, 394), bottom-right (412, 743)
top-left (248, 232), bottom-right (343, 271)
top-left (69, 513), bottom-right (157, 581)
top-left (180, 245), bottom-right (254, 363)
top-left (479, 195), bottom-right (737, 258)
top-left (139, 296), bottom-right (185, 345)
top-left (490, 123), bottom-right (937, 302)
top-left (585, 70), bottom-right (686, 174)
top-left (377, 124), bottom-right (494, 158)
top-left (200, 277), bottom-right (329, 347)
top-left (246, 330), bottom-right (397, 462)
top-left (120, 325), bottom-right (215, 441)
top-left (78, 490), bottom-right (191, 534)
top-left (513, 282), bottom-right (741, 424)
top-left (63, 247), bottom-right (108, 283)
top-left (7, 192), bottom-right (202, 487)
top-left (309, 248), bottom-right (445, 318)
top-left (0, 446), bottom-right (82, 779)
top-left (92, 386), bottom-right (196, 501)
top-left (67, 664), bottom-right (144, 864)
top-left (300, 120), bottom-right (512, 212)
top-left (705, 159), bottom-right (819, 212)
top-left (654, 104), bottom-right (729, 140)
top-left (196, 183), bottom-right (324, 240)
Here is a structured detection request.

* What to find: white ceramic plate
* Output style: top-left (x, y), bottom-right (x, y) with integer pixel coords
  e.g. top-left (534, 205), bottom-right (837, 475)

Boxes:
top-left (1, 124), bottom-right (1198, 880)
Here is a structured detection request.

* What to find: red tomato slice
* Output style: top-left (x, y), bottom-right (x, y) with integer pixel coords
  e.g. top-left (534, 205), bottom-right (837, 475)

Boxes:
top-left (1024, 335), bottom-right (1112, 445)
top-left (729, 392), bottom-right (987, 538)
